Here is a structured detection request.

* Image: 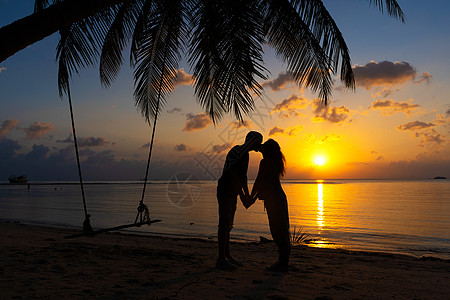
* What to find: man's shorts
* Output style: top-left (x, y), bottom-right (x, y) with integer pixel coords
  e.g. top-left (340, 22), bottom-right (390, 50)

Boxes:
top-left (217, 188), bottom-right (237, 232)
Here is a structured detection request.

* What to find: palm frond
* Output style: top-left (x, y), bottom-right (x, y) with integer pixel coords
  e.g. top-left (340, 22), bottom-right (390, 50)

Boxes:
top-left (34, 0), bottom-right (51, 13)
top-left (189, 0), bottom-right (269, 123)
top-left (99, 0), bottom-right (144, 87)
top-left (263, 0), bottom-right (334, 104)
top-left (367, 0), bottom-right (405, 22)
top-left (289, 0), bottom-right (355, 91)
top-left (56, 8), bottom-right (116, 97)
top-left (132, 0), bottom-right (188, 123)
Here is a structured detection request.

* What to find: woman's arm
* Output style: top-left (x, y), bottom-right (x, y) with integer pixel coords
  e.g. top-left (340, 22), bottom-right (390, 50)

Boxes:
top-left (249, 159), bottom-right (268, 206)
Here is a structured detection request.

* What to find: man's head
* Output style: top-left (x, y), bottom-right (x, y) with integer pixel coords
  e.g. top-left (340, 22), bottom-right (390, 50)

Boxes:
top-left (244, 131), bottom-right (263, 151)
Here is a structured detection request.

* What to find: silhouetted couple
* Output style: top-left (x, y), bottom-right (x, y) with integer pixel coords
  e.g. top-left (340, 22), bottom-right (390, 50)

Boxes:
top-left (216, 131), bottom-right (290, 272)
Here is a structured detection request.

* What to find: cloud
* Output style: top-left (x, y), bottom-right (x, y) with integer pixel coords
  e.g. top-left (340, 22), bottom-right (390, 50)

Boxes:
top-left (268, 126), bottom-right (284, 136)
top-left (434, 113), bottom-right (448, 125)
top-left (416, 72), bottom-right (432, 84)
top-left (312, 99), bottom-right (350, 123)
top-left (210, 142), bottom-right (232, 154)
top-left (371, 88), bottom-right (399, 99)
top-left (0, 67), bottom-right (6, 73)
top-left (318, 134), bottom-right (341, 144)
top-left (262, 71), bottom-right (296, 91)
top-left (182, 113), bottom-right (212, 132)
top-left (268, 125), bottom-right (302, 137)
top-left (370, 99), bottom-right (420, 116)
top-left (397, 121), bottom-right (435, 131)
top-left (230, 120), bottom-right (252, 129)
top-left (167, 107), bottom-right (182, 114)
top-left (416, 129), bottom-right (445, 147)
top-left (271, 95), bottom-right (307, 118)
top-left (57, 134), bottom-right (109, 147)
top-left (78, 137), bottom-right (109, 147)
top-left (56, 135), bottom-right (73, 143)
top-left (0, 119), bottom-right (19, 138)
top-left (353, 61), bottom-right (417, 89)
top-left (370, 150), bottom-right (384, 161)
top-left (174, 143), bottom-right (190, 152)
top-left (23, 122), bottom-right (56, 140)
top-left (174, 68), bottom-right (193, 87)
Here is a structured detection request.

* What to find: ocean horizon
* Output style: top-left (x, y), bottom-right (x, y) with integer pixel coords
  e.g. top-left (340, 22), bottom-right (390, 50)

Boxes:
top-left (1, 179), bottom-right (449, 260)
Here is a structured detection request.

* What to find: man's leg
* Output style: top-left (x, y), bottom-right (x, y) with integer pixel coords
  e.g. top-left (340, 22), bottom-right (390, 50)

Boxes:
top-left (224, 196), bottom-right (243, 266)
top-left (216, 193), bottom-right (237, 270)
top-left (218, 227), bottom-right (227, 259)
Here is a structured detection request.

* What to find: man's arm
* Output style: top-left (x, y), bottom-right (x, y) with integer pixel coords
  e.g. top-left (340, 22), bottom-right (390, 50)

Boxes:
top-left (230, 168), bottom-right (247, 202)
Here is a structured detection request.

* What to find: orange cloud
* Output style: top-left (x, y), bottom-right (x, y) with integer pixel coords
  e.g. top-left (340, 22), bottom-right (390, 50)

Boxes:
top-left (183, 113), bottom-right (212, 132)
top-left (370, 99), bottom-right (420, 116)
top-left (268, 125), bottom-right (302, 137)
top-left (271, 95), bottom-right (307, 118)
top-left (397, 121), bottom-right (435, 131)
top-left (318, 133), bottom-right (341, 144)
top-left (24, 122), bottom-right (55, 140)
top-left (174, 143), bottom-right (191, 152)
top-left (174, 68), bottom-right (193, 87)
top-left (230, 120), bottom-right (252, 129)
top-left (416, 129), bottom-right (445, 147)
top-left (370, 88), bottom-right (399, 99)
top-left (312, 99), bottom-right (350, 123)
top-left (416, 72), bottom-right (432, 84)
top-left (0, 119), bottom-right (19, 137)
top-left (370, 150), bottom-right (384, 161)
top-left (210, 142), bottom-right (232, 154)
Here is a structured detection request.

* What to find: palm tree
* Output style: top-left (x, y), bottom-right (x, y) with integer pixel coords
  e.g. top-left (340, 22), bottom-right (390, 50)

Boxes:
top-left (2, 0), bottom-right (404, 122)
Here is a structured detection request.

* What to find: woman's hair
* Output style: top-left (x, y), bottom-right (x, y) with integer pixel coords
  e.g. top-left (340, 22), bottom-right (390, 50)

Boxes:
top-left (263, 139), bottom-right (286, 177)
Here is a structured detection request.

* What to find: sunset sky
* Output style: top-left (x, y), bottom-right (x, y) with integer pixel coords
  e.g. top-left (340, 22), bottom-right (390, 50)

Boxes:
top-left (1, 0), bottom-right (449, 181)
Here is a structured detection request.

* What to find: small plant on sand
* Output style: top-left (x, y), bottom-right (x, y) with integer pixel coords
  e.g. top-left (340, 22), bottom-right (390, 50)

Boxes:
top-left (290, 226), bottom-right (310, 246)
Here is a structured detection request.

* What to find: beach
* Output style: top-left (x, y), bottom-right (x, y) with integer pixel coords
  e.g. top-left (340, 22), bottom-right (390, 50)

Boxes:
top-left (1, 222), bottom-right (449, 299)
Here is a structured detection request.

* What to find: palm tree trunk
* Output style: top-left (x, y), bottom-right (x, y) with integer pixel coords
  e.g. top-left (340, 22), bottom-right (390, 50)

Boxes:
top-left (0, 0), bottom-right (128, 63)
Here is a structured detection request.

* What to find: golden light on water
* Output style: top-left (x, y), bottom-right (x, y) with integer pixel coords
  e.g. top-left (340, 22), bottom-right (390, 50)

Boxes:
top-left (317, 182), bottom-right (324, 230)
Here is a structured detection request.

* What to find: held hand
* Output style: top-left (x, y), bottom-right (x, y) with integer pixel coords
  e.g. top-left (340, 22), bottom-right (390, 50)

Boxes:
top-left (241, 194), bottom-right (251, 209)
top-left (243, 194), bottom-right (256, 209)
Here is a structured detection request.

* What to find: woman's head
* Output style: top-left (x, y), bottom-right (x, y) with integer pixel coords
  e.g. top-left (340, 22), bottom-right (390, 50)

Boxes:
top-left (261, 139), bottom-right (286, 177)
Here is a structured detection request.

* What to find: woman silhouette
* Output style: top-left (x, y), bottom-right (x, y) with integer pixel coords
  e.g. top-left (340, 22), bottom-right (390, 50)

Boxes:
top-left (249, 139), bottom-right (290, 272)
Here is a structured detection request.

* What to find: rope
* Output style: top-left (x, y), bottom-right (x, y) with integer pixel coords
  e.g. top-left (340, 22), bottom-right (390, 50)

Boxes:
top-left (135, 74), bottom-right (163, 224)
top-left (67, 87), bottom-right (94, 236)
top-left (135, 42), bottom-right (168, 224)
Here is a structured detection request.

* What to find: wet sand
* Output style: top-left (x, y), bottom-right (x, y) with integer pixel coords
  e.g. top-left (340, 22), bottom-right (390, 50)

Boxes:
top-left (1, 222), bottom-right (449, 299)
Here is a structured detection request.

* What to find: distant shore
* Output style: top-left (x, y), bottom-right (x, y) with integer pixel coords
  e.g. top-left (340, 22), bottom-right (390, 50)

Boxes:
top-left (1, 221), bottom-right (449, 299)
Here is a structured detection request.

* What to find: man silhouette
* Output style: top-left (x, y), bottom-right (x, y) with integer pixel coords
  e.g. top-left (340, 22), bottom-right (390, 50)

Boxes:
top-left (216, 131), bottom-right (263, 270)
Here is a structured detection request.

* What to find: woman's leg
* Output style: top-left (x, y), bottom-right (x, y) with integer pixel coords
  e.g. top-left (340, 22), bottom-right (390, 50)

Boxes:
top-left (266, 197), bottom-right (290, 266)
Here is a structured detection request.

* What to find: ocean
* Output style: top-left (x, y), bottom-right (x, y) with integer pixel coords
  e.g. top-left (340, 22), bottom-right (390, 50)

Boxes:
top-left (1, 179), bottom-right (449, 259)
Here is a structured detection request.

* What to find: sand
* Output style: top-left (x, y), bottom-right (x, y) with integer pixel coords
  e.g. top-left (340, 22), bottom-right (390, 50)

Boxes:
top-left (1, 222), bottom-right (449, 299)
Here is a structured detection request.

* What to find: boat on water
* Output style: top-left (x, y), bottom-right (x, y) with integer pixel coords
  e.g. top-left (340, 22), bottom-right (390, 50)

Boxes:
top-left (8, 175), bottom-right (27, 184)
top-left (432, 176), bottom-right (447, 180)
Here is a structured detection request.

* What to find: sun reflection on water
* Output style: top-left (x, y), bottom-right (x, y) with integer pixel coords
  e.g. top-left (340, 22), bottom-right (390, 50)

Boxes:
top-left (317, 181), bottom-right (324, 231)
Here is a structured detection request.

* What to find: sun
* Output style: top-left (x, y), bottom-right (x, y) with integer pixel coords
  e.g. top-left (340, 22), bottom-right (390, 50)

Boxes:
top-left (313, 155), bottom-right (326, 166)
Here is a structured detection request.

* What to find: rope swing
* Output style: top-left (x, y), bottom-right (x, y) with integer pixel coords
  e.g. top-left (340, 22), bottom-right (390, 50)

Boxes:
top-left (64, 81), bottom-right (162, 239)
